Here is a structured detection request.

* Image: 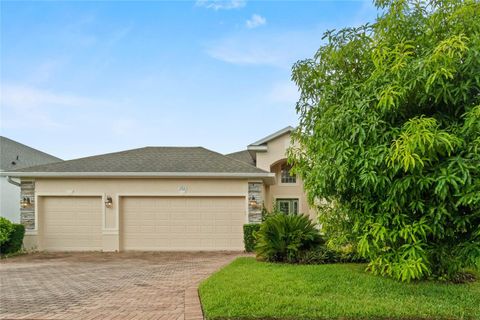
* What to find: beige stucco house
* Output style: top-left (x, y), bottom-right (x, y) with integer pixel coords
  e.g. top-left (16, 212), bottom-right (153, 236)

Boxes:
top-left (227, 127), bottom-right (313, 218)
top-left (3, 127), bottom-right (314, 252)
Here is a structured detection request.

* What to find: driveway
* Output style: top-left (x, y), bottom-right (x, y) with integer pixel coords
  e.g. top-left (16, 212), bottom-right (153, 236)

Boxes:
top-left (0, 251), bottom-right (241, 320)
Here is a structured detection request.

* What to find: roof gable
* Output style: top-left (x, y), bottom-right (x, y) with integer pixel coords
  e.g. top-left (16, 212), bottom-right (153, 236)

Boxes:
top-left (247, 126), bottom-right (294, 147)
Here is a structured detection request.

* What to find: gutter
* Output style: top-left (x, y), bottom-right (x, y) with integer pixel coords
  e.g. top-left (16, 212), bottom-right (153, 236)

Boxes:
top-left (6, 176), bottom-right (21, 187)
top-left (0, 171), bottom-right (276, 184)
top-left (247, 145), bottom-right (268, 152)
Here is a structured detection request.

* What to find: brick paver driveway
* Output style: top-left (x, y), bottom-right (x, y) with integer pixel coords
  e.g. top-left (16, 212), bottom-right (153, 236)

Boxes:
top-left (0, 251), bottom-right (241, 320)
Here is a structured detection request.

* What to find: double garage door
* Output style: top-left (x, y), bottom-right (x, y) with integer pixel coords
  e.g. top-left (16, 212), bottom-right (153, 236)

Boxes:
top-left (40, 196), bottom-right (245, 251)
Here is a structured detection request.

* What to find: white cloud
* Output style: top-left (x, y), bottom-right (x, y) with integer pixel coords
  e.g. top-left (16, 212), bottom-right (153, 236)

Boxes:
top-left (195, 0), bottom-right (246, 10)
top-left (0, 84), bottom-right (115, 131)
top-left (1, 84), bottom-right (111, 110)
top-left (266, 81), bottom-right (300, 105)
top-left (205, 28), bottom-right (324, 68)
top-left (246, 14), bottom-right (266, 29)
top-left (28, 58), bottom-right (68, 84)
top-left (206, 38), bottom-right (283, 66)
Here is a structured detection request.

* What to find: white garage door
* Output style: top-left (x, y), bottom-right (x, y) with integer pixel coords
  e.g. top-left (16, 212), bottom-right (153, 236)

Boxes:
top-left (121, 196), bottom-right (245, 251)
top-left (40, 196), bottom-right (102, 251)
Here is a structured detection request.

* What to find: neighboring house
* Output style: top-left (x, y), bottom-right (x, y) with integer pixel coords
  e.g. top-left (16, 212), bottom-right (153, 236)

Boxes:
top-left (2, 127), bottom-right (313, 252)
top-left (0, 136), bottom-right (62, 223)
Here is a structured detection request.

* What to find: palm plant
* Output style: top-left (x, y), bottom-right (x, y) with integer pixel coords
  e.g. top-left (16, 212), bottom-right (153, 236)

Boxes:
top-left (255, 214), bottom-right (323, 263)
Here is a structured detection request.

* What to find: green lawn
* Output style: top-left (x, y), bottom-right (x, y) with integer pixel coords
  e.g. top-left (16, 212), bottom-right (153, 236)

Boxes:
top-left (199, 257), bottom-right (480, 320)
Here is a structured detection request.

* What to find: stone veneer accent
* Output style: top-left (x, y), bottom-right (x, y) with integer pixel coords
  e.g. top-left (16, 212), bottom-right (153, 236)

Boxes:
top-left (248, 182), bottom-right (263, 223)
top-left (20, 180), bottom-right (35, 231)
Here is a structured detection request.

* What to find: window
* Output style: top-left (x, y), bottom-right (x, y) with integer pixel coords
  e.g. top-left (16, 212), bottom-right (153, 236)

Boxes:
top-left (281, 164), bottom-right (296, 183)
top-left (276, 199), bottom-right (299, 215)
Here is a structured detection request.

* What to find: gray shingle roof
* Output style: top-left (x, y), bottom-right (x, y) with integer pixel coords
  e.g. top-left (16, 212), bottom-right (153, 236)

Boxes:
top-left (0, 136), bottom-right (62, 171)
top-left (14, 147), bottom-right (268, 174)
top-left (226, 150), bottom-right (255, 166)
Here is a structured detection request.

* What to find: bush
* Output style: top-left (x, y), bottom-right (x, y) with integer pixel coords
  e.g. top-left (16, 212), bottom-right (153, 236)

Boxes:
top-left (297, 245), bottom-right (341, 264)
top-left (255, 214), bottom-right (323, 263)
top-left (298, 245), bottom-right (369, 265)
top-left (0, 217), bottom-right (14, 246)
top-left (0, 224), bottom-right (25, 255)
top-left (260, 204), bottom-right (282, 222)
top-left (243, 224), bottom-right (261, 252)
top-left (291, 0), bottom-right (480, 281)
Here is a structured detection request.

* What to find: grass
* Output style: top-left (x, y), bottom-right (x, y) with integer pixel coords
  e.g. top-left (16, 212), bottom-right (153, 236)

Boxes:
top-left (199, 257), bottom-right (480, 320)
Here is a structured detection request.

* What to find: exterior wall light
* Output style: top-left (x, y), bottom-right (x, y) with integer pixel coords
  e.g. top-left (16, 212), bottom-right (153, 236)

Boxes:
top-left (105, 196), bottom-right (113, 208)
top-left (249, 195), bottom-right (258, 208)
top-left (20, 197), bottom-right (32, 209)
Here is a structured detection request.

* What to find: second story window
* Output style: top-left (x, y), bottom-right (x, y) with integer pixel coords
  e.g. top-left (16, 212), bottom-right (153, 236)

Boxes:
top-left (281, 163), bottom-right (296, 183)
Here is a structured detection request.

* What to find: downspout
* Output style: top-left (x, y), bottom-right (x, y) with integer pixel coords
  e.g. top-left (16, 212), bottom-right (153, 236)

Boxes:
top-left (7, 176), bottom-right (21, 187)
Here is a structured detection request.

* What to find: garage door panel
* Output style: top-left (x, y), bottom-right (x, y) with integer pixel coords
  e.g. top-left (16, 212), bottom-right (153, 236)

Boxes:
top-left (41, 196), bottom-right (102, 251)
top-left (121, 196), bottom-right (245, 251)
top-left (170, 225), bottom-right (187, 233)
top-left (185, 225), bottom-right (200, 233)
top-left (155, 225), bottom-right (170, 233)
top-left (213, 225), bottom-right (232, 233)
top-left (170, 213), bottom-right (187, 220)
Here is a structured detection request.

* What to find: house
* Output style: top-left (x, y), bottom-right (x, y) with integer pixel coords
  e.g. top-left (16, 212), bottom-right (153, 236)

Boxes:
top-left (227, 126), bottom-right (313, 218)
top-left (3, 127), bottom-right (314, 252)
top-left (0, 136), bottom-right (62, 223)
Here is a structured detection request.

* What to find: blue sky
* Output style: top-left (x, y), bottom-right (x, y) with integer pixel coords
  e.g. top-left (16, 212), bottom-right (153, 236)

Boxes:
top-left (1, 0), bottom-right (378, 160)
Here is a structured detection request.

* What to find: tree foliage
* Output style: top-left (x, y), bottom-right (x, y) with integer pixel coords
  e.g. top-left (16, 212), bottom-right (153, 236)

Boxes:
top-left (290, 0), bottom-right (480, 281)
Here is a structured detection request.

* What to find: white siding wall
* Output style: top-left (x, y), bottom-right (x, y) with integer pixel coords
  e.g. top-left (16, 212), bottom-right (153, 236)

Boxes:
top-left (0, 177), bottom-right (20, 223)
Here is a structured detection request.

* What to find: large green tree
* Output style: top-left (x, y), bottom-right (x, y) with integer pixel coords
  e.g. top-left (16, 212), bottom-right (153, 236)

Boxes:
top-left (290, 0), bottom-right (480, 281)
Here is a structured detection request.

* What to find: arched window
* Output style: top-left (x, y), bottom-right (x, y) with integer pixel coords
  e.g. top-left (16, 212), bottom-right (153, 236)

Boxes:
top-left (281, 163), bottom-right (296, 183)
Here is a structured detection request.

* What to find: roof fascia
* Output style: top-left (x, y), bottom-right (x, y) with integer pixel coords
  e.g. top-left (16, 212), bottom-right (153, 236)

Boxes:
top-left (1, 171), bottom-right (273, 178)
top-left (246, 145), bottom-right (268, 152)
top-left (2, 171), bottom-right (276, 185)
top-left (248, 126), bottom-right (294, 147)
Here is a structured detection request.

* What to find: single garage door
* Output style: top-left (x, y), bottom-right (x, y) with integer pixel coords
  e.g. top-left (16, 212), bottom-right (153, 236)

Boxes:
top-left (40, 196), bottom-right (102, 251)
top-left (121, 196), bottom-right (245, 251)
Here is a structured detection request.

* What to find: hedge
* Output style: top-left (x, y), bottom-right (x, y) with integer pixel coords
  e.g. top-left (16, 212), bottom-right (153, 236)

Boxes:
top-left (243, 223), bottom-right (261, 252)
top-left (0, 217), bottom-right (14, 246)
top-left (0, 223), bottom-right (25, 255)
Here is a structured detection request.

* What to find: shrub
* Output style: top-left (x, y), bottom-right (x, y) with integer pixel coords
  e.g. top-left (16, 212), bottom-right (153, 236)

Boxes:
top-left (260, 203), bottom-right (282, 222)
top-left (297, 245), bottom-right (341, 264)
top-left (243, 224), bottom-right (261, 252)
top-left (0, 217), bottom-right (14, 246)
top-left (255, 214), bottom-right (323, 263)
top-left (290, 0), bottom-right (480, 281)
top-left (297, 245), bottom-right (368, 265)
top-left (260, 206), bottom-right (270, 222)
top-left (1, 224), bottom-right (25, 255)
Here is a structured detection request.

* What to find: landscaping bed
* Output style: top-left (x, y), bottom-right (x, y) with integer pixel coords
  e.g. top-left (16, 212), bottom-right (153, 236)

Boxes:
top-left (199, 257), bottom-right (480, 320)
